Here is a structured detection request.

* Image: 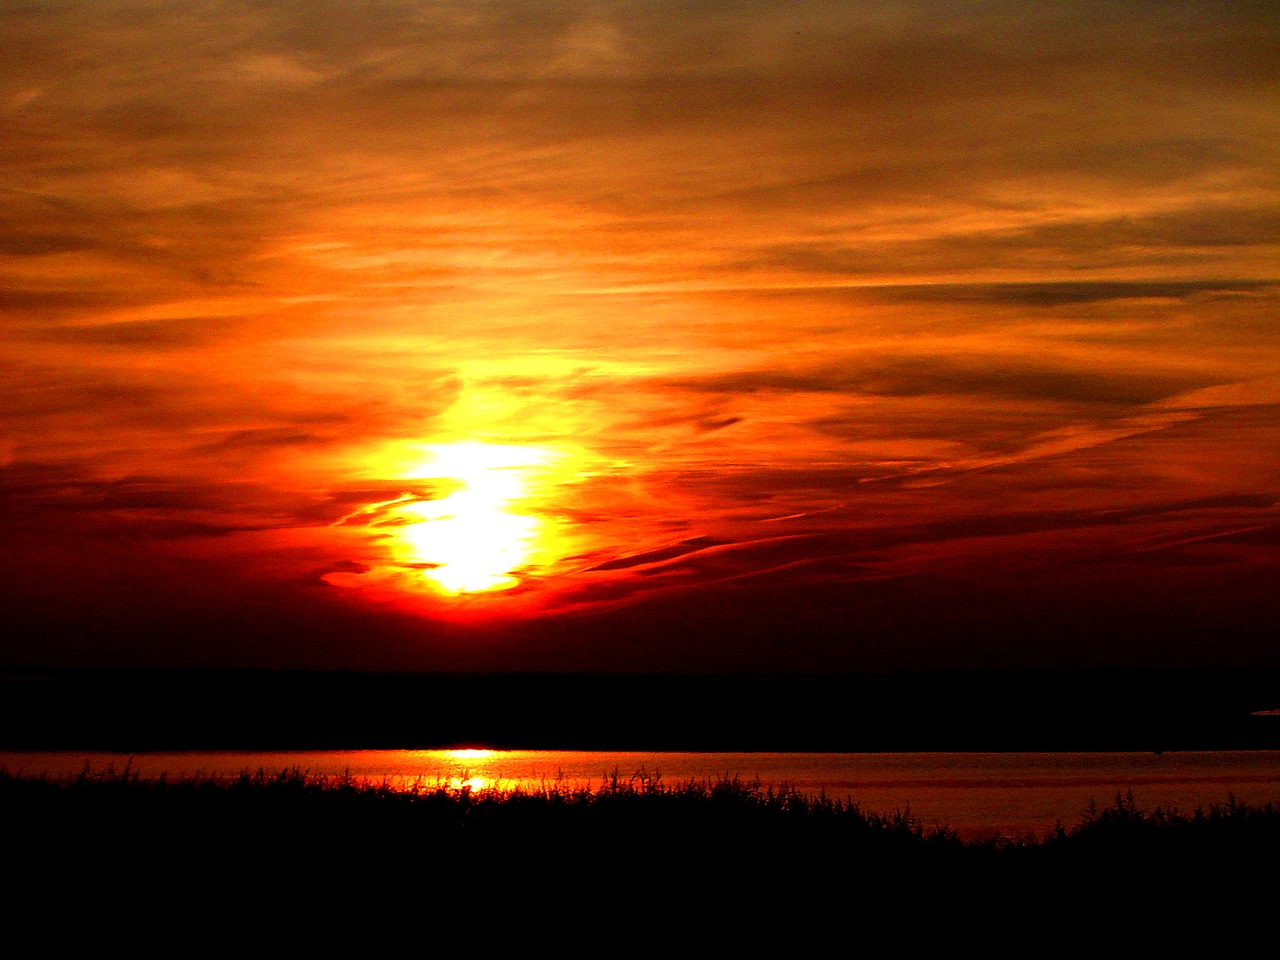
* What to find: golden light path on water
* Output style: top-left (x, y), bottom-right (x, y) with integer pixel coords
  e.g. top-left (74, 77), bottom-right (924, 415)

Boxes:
top-left (443, 749), bottom-right (496, 792)
top-left (8, 751), bottom-right (1280, 842)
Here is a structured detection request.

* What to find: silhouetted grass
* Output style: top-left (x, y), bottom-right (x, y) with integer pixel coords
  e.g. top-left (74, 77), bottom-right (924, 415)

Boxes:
top-left (5, 767), bottom-right (1278, 914)
top-left (2, 765), bottom-right (965, 856)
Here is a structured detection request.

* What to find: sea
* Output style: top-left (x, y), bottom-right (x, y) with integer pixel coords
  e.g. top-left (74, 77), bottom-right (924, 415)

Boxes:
top-left (5, 749), bottom-right (1280, 841)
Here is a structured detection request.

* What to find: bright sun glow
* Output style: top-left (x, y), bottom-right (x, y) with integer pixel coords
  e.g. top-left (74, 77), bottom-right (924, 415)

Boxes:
top-left (393, 442), bottom-right (557, 595)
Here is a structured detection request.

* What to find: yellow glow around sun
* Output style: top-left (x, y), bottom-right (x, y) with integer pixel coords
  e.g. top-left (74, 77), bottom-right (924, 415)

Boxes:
top-left (391, 442), bottom-right (559, 595)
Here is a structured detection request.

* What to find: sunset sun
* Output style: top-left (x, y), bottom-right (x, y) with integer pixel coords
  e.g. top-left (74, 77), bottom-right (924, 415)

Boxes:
top-left (392, 442), bottom-right (557, 596)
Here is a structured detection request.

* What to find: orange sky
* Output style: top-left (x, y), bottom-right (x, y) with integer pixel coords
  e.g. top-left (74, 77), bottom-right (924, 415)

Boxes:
top-left (2, 1), bottom-right (1278, 671)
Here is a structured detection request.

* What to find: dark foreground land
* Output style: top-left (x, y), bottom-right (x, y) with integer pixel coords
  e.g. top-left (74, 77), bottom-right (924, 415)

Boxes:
top-left (5, 767), bottom-right (1279, 926)
top-left (7, 669), bottom-right (1278, 925)
top-left (3, 668), bottom-right (1279, 750)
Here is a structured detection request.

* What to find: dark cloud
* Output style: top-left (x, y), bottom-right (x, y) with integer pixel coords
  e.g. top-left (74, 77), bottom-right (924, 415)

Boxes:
top-left (0, 354), bottom-right (460, 472)
top-left (0, 360), bottom-right (182, 420)
top-left (558, 487), bottom-right (1280, 619)
top-left (931, 210), bottom-right (1280, 263)
top-left (0, 463), bottom-right (253, 517)
top-left (24, 316), bottom-right (237, 349)
top-left (0, 287), bottom-right (153, 318)
top-left (193, 427), bottom-right (329, 453)
top-left (809, 406), bottom-right (1076, 455)
top-left (0, 461), bottom-right (433, 537)
top-left (588, 536), bottom-right (726, 572)
top-left (697, 415), bottom-right (742, 433)
top-left (838, 280), bottom-right (1277, 307)
top-left (0, 184), bottom-right (294, 307)
top-left (860, 361), bottom-right (1196, 406)
top-left (1209, 525), bottom-right (1280, 547)
top-left (668, 359), bottom-right (1203, 406)
top-left (0, 231), bottom-right (98, 256)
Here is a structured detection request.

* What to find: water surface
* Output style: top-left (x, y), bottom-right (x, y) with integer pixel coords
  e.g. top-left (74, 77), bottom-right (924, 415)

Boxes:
top-left (7, 749), bottom-right (1279, 840)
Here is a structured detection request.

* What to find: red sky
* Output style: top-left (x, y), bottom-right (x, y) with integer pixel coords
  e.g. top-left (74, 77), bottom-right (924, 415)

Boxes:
top-left (2, 1), bottom-right (1278, 672)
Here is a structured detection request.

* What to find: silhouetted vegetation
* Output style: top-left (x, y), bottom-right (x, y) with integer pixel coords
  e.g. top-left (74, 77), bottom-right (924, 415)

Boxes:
top-left (6, 764), bottom-right (1277, 933)
top-left (4, 765), bottom-right (965, 862)
top-left (6, 766), bottom-right (1278, 881)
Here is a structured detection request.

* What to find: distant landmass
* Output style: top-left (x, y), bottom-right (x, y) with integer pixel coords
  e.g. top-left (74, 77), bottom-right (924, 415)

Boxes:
top-left (2, 669), bottom-right (1278, 752)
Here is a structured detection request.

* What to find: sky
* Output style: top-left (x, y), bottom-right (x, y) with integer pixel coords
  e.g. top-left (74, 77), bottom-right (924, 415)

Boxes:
top-left (2, 0), bottom-right (1278, 672)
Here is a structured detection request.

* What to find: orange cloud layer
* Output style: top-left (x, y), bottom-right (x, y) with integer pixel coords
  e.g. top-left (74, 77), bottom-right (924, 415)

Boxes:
top-left (2, 2), bottom-right (1277, 670)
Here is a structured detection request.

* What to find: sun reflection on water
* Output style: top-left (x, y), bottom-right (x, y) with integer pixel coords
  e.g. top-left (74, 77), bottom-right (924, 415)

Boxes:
top-left (446, 749), bottom-right (496, 761)
top-left (443, 749), bottom-right (497, 791)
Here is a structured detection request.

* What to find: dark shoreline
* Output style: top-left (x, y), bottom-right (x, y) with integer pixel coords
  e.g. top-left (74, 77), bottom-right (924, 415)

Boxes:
top-left (3, 667), bottom-right (1278, 752)
top-left (7, 768), bottom-right (1280, 912)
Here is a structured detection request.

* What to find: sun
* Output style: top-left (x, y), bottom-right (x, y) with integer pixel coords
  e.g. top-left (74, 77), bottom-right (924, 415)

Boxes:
top-left (391, 442), bottom-right (556, 595)
top-left (329, 438), bottom-right (589, 603)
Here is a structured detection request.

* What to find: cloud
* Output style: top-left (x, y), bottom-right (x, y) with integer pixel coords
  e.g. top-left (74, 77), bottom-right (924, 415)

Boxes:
top-left (831, 280), bottom-right (1277, 307)
top-left (298, 558), bottom-right (370, 587)
top-left (193, 427), bottom-right (330, 453)
top-left (587, 536), bottom-right (726, 572)
top-left (667, 358), bottom-right (1203, 406)
top-left (1157, 377), bottom-right (1280, 411)
top-left (22, 316), bottom-right (237, 349)
top-left (0, 287), bottom-right (151, 318)
top-left (0, 458), bottom-right (449, 544)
